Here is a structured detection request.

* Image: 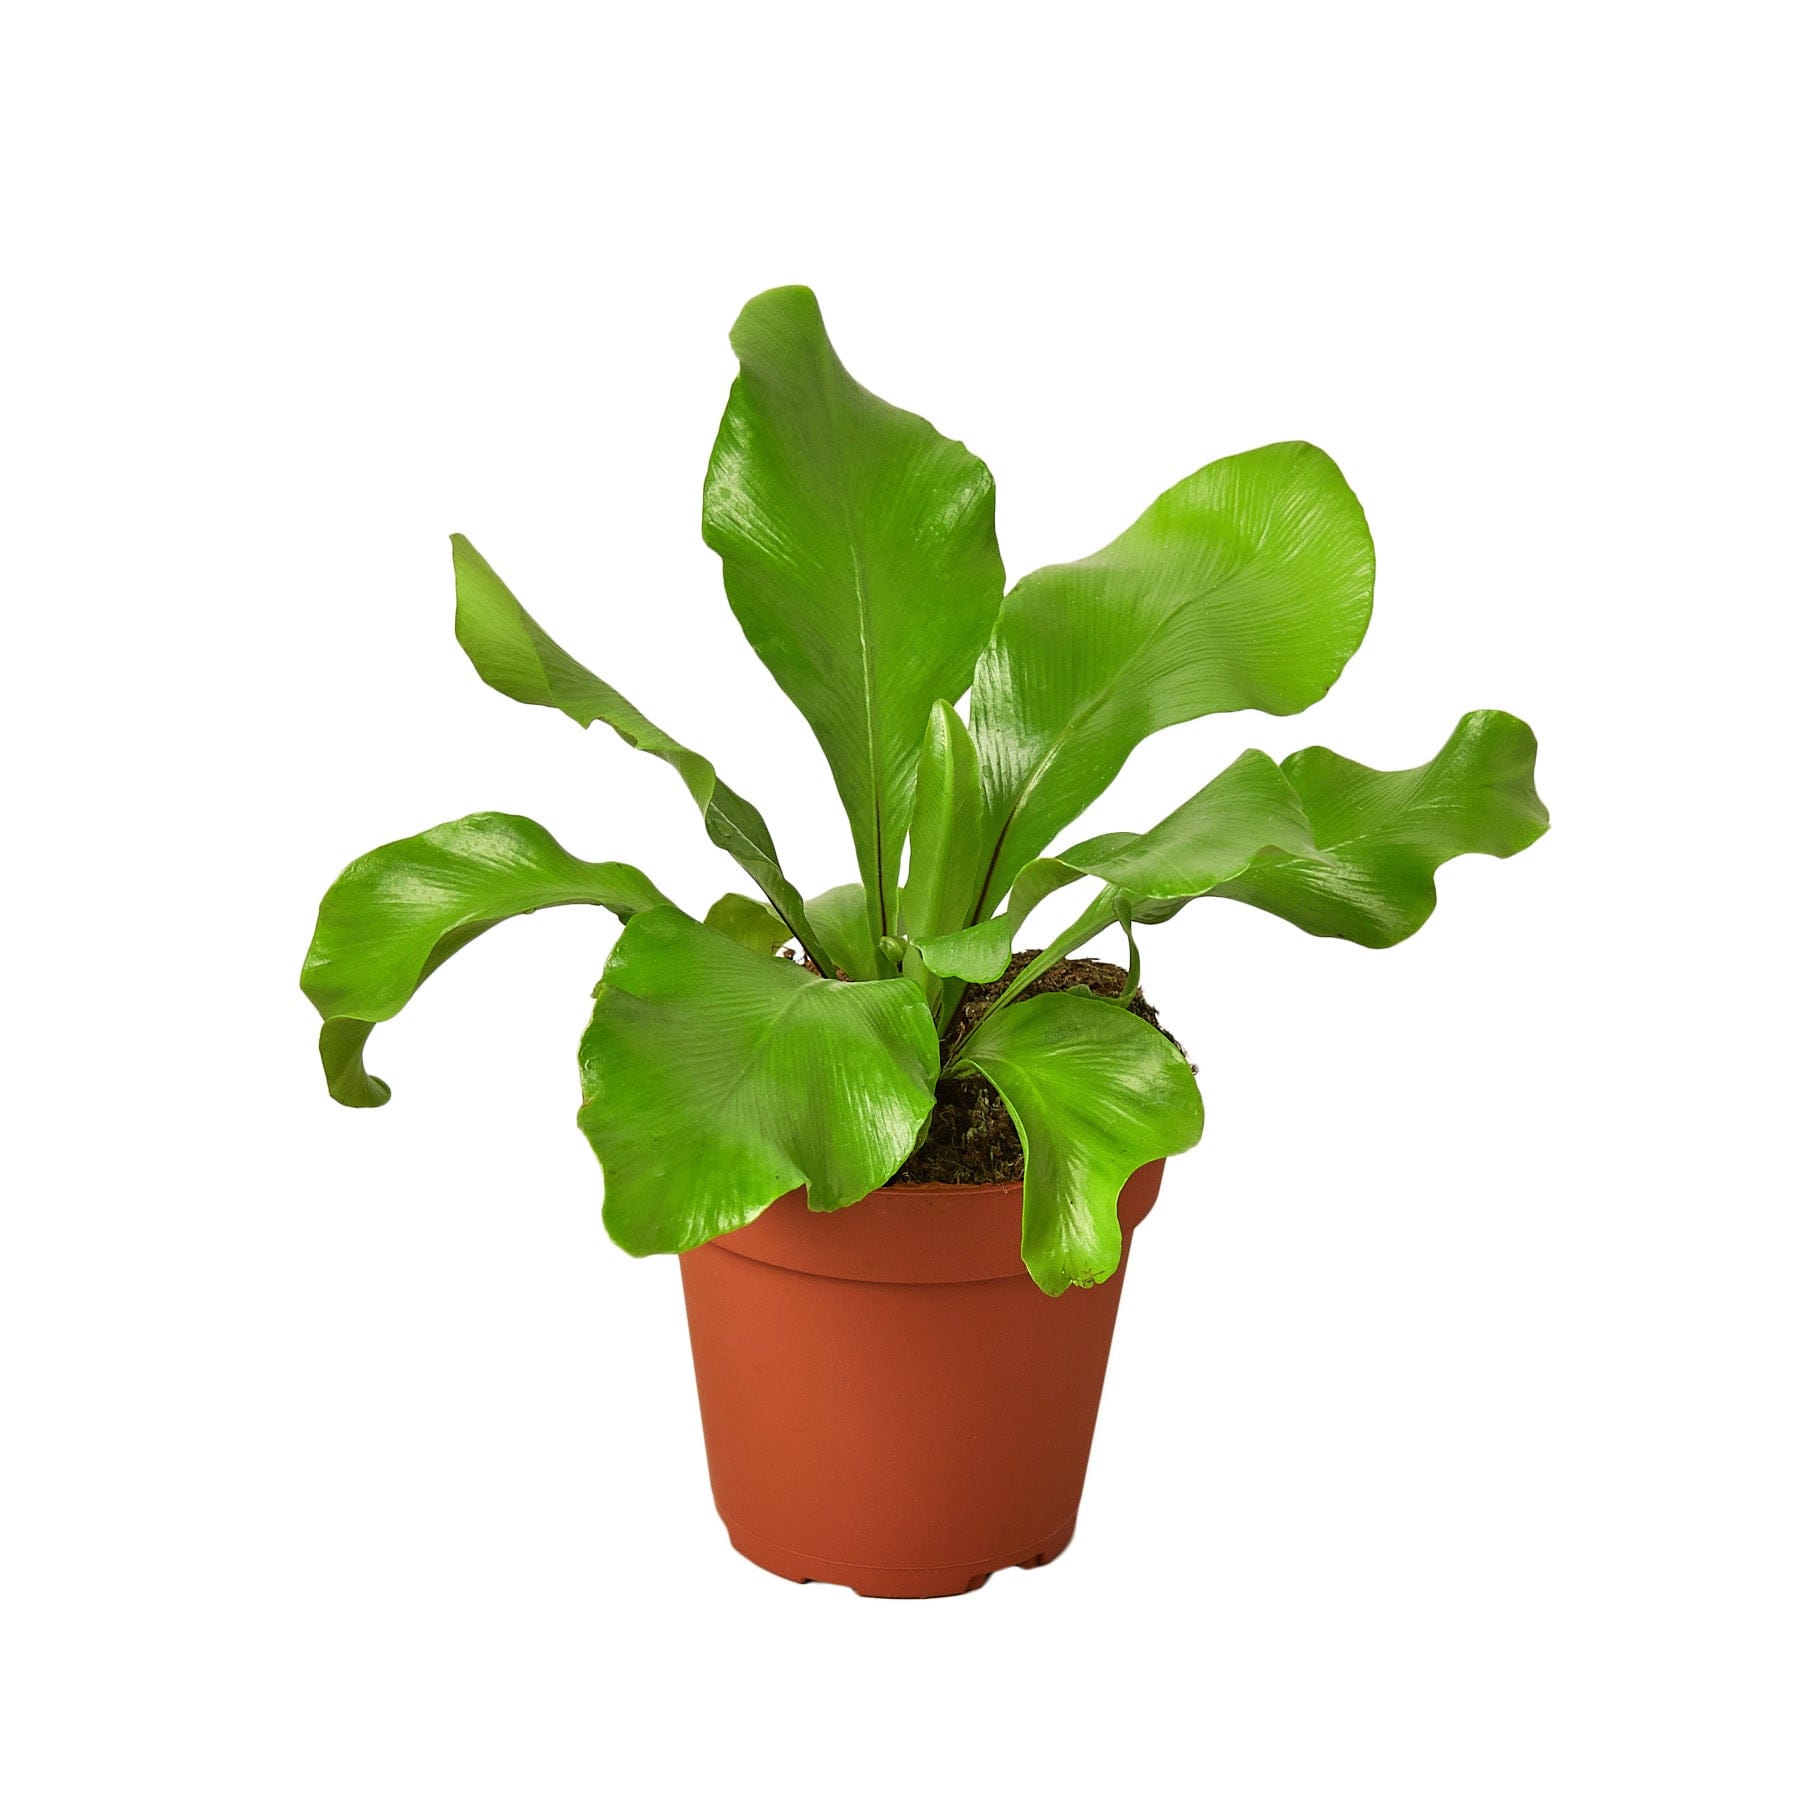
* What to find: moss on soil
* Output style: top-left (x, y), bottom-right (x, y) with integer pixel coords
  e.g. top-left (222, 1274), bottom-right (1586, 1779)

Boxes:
top-left (891, 953), bottom-right (1184, 1186)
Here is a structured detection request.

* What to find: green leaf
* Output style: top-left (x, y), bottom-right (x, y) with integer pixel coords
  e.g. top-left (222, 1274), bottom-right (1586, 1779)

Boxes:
top-left (898, 940), bottom-right (931, 994)
top-left (941, 713), bottom-right (1547, 1051)
top-left (1107, 896), bottom-right (1141, 1005)
top-left (806, 883), bottom-right (881, 982)
top-left (1051, 712), bottom-right (1547, 947)
top-left (1065, 748), bottom-right (1319, 898)
top-left (952, 995), bottom-right (1203, 1296)
top-left (967, 441), bottom-right (1374, 916)
top-left (913, 834), bottom-right (1135, 982)
top-left (579, 908), bottom-right (940, 1255)
top-left (913, 911), bottom-right (1016, 982)
top-left (702, 286), bottom-right (1005, 959)
top-left (702, 893), bottom-right (792, 956)
top-left (902, 700), bottom-right (985, 943)
top-left (318, 1017), bottom-right (390, 1109)
top-left (1199, 710), bottom-right (1549, 946)
top-left (302, 813), bottom-right (672, 1106)
top-left (451, 533), bottom-right (833, 974)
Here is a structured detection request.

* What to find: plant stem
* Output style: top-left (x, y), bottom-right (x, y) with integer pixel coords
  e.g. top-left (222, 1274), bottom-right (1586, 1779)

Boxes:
top-left (1113, 910), bottom-right (1141, 1006)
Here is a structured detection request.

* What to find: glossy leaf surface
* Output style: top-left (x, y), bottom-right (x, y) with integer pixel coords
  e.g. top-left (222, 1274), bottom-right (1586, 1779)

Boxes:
top-left (302, 813), bottom-right (671, 1106)
top-left (953, 995), bottom-right (1203, 1295)
top-left (579, 909), bottom-right (939, 1255)
top-left (452, 534), bottom-right (831, 973)
top-left (301, 291), bottom-right (1555, 1296)
top-left (913, 840), bottom-right (1130, 983)
top-left (806, 884), bottom-right (882, 982)
top-left (902, 700), bottom-right (986, 943)
top-left (1198, 710), bottom-right (1548, 945)
top-left (1068, 748), bottom-right (1317, 896)
top-left (702, 893), bottom-right (791, 956)
top-left (967, 442), bottom-right (1374, 914)
top-left (963, 713), bottom-right (1546, 971)
top-left (702, 286), bottom-right (1005, 955)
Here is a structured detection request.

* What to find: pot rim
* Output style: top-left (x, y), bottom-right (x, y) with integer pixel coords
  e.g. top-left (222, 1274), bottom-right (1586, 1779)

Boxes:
top-left (686, 1160), bottom-right (1165, 1287)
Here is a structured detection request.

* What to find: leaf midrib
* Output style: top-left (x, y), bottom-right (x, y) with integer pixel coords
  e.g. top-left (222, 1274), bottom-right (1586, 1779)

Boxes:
top-left (970, 487), bottom-right (1286, 923)
top-left (818, 356), bottom-right (889, 941)
top-left (703, 978), bottom-right (813, 1121)
top-left (970, 602), bottom-right (1165, 921)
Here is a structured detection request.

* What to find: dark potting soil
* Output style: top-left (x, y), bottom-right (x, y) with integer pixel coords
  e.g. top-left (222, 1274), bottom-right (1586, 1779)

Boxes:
top-left (891, 953), bottom-right (1186, 1187)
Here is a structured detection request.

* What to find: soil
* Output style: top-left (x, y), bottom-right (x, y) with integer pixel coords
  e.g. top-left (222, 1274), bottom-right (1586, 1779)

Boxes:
top-left (891, 953), bottom-right (1185, 1187)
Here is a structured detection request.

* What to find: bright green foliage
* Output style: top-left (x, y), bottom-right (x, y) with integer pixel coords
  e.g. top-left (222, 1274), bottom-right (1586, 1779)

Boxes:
top-left (703, 287), bottom-right (1005, 959)
top-left (900, 699), bottom-right (987, 1021)
top-left (452, 535), bottom-right (831, 973)
top-left (1200, 711), bottom-right (1547, 944)
top-left (579, 909), bottom-right (939, 1254)
top-left (301, 286), bottom-right (1547, 1295)
top-left (917, 711), bottom-right (1547, 985)
top-left (805, 883), bottom-right (882, 983)
top-left (967, 442), bottom-right (1373, 916)
top-left (302, 813), bottom-right (671, 1106)
top-left (701, 893), bottom-right (791, 956)
top-left (902, 700), bottom-right (986, 944)
top-left (916, 842), bottom-right (1133, 984)
top-left (952, 996), bottom-right (1203, 1294)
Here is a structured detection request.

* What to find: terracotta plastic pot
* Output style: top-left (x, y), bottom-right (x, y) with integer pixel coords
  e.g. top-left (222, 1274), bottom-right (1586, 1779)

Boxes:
top-left (677, 1160), bottom-right (1163, 1598)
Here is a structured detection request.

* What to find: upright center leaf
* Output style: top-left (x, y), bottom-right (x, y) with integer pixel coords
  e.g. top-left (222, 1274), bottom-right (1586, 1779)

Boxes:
top-left (702, 286), bottom-right (1005, 963)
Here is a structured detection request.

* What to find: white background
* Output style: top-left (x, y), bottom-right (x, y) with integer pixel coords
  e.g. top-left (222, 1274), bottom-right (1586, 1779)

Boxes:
top-left (4, 4), bottom-right (1794, 1795)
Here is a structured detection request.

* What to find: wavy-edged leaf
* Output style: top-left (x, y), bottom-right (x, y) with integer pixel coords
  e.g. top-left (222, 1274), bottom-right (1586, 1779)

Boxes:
top-left (941, 712), bottom-right (1547, 1029)
top-left (302, 813), bottom-right (672, 1106)
top-left (943, 775), bottom-right (1288, 1012)
top-left (952, 995), bottom-right (1203, 1296)
top-left (1199, 710), bottom-right (1548, 945)
top-left (902, 700), bottom-right (985, 942)
top-left (579, 909), bottom-right (939, 1255)
top-left (702, 892), bottom-right (791, 956)
top-left (1050, 712), bottom-right (1547, 946)
top-left (967, 441), bottom-right (1374, 916)
top-left (451, 533), bottom-right (832, 974)
top-left (702, 286), bottom-right (1005, 958)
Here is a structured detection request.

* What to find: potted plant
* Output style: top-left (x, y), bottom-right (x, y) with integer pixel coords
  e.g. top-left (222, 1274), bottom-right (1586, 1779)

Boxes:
top-left (302, 286), bottom-right (1548, 1598)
